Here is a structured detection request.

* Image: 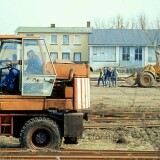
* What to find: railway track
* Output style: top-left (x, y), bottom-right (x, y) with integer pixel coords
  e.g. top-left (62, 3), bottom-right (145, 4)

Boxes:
top-left (84, 110), bottom-right (160, 129)
top-left (0, 148), bottom-right (159, 159)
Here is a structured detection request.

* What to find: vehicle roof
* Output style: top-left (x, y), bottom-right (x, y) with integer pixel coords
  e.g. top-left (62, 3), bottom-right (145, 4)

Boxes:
top-left (0, 35), bottom-right (39, 39)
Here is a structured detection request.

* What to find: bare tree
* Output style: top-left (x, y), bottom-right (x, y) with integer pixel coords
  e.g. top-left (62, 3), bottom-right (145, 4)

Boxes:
top-left (112, 15), bottom-right (125, 29)
top-left (93, 17), bottom-right (108, 29)
top-left (155, 17), bottom-right (160, 29)
top-left (93, 15), bottom-right (127, 29)
top-left (137, 13), bottom-right (150, 29)
top-left (92, 14), bottom-right (160, 30)
top-left (129, 17), bottom-right (138, 29)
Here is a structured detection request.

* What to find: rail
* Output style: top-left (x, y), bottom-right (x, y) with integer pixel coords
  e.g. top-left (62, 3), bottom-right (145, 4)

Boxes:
top-left (0, 148), bottom-right (159, 159)
top-left (84, 110), bottom-right (160, 129)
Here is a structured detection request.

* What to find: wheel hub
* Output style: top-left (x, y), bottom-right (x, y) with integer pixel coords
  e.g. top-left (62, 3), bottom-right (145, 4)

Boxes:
top-left (32, 129), bottom-right (51, 147)
top-left (35, 132), bottom-right (47, 144)
top-left (143, 76), bottom-right (150, 83)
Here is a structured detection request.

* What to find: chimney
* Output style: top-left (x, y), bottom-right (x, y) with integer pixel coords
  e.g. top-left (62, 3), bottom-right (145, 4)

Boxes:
top-left (87, 21), bottom-right (90, 27)
top-left (51, 24), bottom-right (55, 27)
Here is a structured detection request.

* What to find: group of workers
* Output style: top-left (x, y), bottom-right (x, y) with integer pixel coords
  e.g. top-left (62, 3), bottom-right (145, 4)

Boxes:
top-left (97, 67), bottom-right (118, 87)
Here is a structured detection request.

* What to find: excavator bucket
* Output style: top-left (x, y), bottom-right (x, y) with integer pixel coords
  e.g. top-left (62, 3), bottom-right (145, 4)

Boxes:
top-left (125, 72), bottom-right (138, 86)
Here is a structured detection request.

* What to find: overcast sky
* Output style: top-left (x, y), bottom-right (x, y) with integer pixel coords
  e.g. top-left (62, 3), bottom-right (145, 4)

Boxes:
top-left (0, 0), bottom-right (160, 34)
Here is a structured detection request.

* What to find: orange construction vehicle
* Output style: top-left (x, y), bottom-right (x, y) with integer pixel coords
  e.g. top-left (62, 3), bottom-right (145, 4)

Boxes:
top-left (125, 51), bottom-right (160, 87)
top-left (0, 35), bottom-right (90, 149)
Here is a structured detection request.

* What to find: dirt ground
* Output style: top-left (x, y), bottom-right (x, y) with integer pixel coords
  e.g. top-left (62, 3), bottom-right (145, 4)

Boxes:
top-left (0, 80), bottom-right (160, 151)
top-left (62, 80), bottom-right (160, 151)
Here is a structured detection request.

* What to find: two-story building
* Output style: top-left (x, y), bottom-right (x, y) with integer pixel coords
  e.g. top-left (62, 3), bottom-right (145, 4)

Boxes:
top-left (15, 23), bottom-right (92, 63)
top-left (89, 29), bottom-right (160, 70)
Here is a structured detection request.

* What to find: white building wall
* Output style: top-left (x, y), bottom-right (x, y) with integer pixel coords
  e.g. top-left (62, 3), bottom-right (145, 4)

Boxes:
top-left (89, 46), bottom-right (120, 71)
top-left (144, 46), bottom-right (148, 66)
top-left (116, 46), bottom-right (120, 66)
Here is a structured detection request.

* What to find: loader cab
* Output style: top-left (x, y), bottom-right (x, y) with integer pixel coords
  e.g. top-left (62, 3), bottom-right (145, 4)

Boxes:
top-left (0, 37), bottom-right (56, 96)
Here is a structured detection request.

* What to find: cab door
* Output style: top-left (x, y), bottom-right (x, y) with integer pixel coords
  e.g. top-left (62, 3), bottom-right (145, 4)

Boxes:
top-left (22, 38), bottom-right (56, 96)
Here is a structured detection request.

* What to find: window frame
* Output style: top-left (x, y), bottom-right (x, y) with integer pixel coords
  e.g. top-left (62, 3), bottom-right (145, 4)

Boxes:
top-left (50, 52), bottom-right (58, 60)
top-left (135, 47), bottom-right (142, 61)
top-left (63, 35), bottom-right (69, 44)
top-left (50, 35), bottom-right (57, 44)
top-left (74, 52), bottom-right (81, 62)
top-left (74, 35), bottom-right (81, 44)
top-left (122, 47), bottom-right (130, 61)
top-left (62, 52), bottom-right (70, 60)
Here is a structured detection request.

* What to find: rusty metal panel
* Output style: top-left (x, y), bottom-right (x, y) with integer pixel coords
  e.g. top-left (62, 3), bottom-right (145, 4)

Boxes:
top-left (46, 99), bottom-right (73, 110)
top-left (0, 97), bottom-right (45, 111)
top-left (0, 95), bottom-right (45, 110)
top-left (0, 95), bottom-right (74, 111)
top-left (0, 116), bottom-right (13, 136)
top-left (74, 78), bottom-right (90, 110)
top-left (50, 63), bottom-right (90, 79)
top-left (64, 113), bottom-right (83, 137)
top-left (65, 87), bottom-right (73, 98)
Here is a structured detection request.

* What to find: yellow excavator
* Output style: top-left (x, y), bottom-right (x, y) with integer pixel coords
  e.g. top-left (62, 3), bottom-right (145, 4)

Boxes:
top-left (125, 51), bottom-right (160, 87)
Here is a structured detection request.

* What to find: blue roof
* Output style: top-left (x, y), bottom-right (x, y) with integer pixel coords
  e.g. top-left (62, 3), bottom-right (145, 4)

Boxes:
top-left (89, 29), bottom-right (160, 46)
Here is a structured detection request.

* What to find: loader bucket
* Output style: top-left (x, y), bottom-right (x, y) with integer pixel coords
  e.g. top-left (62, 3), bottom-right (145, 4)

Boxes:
top-left (125, 72), bottom-right (138, 86)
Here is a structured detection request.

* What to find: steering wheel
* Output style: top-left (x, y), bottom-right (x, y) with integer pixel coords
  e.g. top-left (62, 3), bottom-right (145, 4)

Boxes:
top-left (0, 60), bottom-right (12, 68)
top-left (0, 60), bottom-right (12, 79)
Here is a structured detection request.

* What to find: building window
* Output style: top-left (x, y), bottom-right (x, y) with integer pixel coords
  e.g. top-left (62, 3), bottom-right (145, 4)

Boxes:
top-left (51, 35), bottom-right (57, 44)
top-left (92, 47), bottom-right (116, 62)
top-left (50, 52), bottom-right (58, 60)
top-left (26, 33), bottom-right (34, 36)
top-left (122, 47), bottom-right (130, 61)
top-left (74, 52), bottom-right (81, 62)
top-left (135, 47), bottom-right (142, 61)
top-left (40, 34), bottom-right (45, 40)
top-left (63, 35), bottom-right (69, 44)
top-left (74, 35), bottom-right (81, 44)
top-left (62, 52), bottom-right (70, 60)
top-left (148, 47), bottom-right (158, 62)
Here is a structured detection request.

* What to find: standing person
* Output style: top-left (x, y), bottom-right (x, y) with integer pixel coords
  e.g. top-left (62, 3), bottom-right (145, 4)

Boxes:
top-left (107, 67), bottom-right (112, 87)
top-left (103, 67), bottom-right (107, 87)
top-left (111, 67), bottom-right (119, 87)
top-left (97, 68), bottom-right (104, 86)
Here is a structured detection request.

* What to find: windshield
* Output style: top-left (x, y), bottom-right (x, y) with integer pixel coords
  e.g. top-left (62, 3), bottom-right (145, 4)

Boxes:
top-left (0, 40), bottom-right (22, 70)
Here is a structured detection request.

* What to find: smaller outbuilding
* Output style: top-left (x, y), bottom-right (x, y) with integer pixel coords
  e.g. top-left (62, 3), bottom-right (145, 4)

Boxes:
top-left (89, 29), bottom-right (160, 70)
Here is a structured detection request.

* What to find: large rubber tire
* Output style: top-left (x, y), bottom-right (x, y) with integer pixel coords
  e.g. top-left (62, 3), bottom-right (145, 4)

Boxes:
top-left (19, 117), bottom-right (61, 150)
top-left (138, 72), bottom-right (154, 88)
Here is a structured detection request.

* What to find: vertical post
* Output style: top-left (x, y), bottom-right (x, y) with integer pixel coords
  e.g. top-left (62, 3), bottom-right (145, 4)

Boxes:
top-left (0, 116), bottom-right (1, 134)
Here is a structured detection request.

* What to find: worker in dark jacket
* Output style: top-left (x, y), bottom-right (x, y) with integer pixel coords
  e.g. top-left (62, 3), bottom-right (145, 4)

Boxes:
top-left (111, 67), bottom-right (119, 87)
top-left (103, 67), bottom-right (107, 87)
top-left (106, 67), bottom-right (112, 87)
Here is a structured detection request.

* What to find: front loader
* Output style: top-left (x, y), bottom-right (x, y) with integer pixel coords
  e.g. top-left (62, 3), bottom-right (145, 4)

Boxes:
top-left (125, 51), bottom-right (160, 87)
top-left (0, 35), bottom-right (90, 150)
